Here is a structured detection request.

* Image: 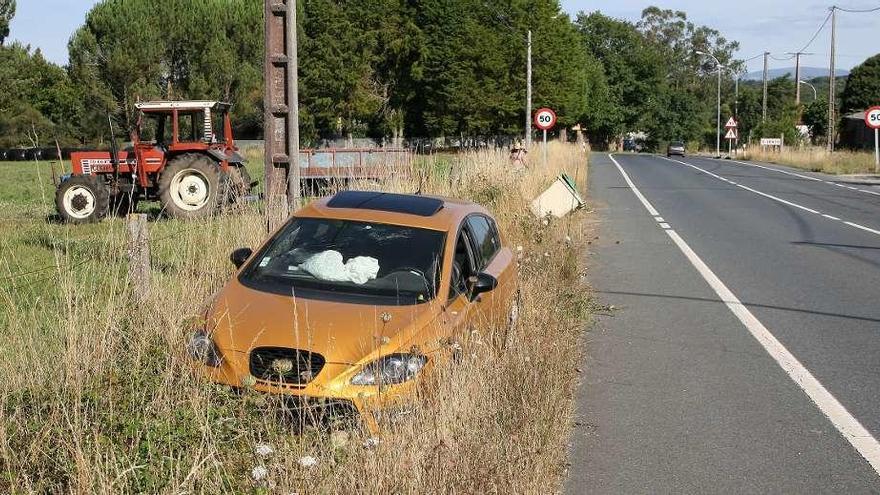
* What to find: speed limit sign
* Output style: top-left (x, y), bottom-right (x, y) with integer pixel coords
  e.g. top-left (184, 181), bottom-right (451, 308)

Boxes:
top-left (866, 106), bottom-right (880, 130)
top-left (534, 108), bottom-right (557, 131)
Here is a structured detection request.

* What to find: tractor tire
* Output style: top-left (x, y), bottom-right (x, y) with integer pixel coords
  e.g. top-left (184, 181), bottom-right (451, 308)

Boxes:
top-left (55, 175), bottom-right (110, 224)
top-left (158, 153), bottom-right (221, 219)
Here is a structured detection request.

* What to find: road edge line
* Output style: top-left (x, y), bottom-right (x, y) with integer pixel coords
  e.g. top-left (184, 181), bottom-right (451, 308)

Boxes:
top-left (608, 153), bottom-right (880, 476)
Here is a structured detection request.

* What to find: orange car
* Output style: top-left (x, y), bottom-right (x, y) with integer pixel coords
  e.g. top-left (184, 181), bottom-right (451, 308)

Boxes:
top-left (189, 191), bottom-right (518, 430)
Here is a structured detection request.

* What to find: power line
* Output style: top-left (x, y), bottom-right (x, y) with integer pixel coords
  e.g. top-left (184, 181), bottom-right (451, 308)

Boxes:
top-left (795, 11), bottom-right (833, 53)
top-left (835, 4), bottom-right (880, 12)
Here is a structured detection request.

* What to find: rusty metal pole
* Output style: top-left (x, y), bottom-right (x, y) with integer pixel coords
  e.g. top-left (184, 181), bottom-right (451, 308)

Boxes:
top-left (263, 0), bottom-right (300, 232)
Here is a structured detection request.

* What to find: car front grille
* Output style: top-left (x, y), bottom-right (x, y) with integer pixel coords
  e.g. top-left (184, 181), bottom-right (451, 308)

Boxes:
top-left (249, 347), bottom-right (325, 386)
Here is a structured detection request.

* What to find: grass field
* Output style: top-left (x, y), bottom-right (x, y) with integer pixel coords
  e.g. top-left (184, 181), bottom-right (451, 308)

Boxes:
top-left (0, 145), bottom-right (592, 493)
top-left (741, 147), bottom-right (878, 175)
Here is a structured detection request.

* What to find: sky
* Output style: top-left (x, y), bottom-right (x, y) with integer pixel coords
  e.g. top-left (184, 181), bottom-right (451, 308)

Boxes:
top-left (8, 0), bottom-right (880, 73)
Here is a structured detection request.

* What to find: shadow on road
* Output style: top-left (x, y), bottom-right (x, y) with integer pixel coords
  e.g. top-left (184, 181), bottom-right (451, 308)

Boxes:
top-left (594, 289), bottom-right (880, 324)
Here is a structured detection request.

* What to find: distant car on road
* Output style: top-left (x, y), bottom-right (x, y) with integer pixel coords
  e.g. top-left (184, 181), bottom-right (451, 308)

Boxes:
top-left (667, 141), bottom-right (685, 157)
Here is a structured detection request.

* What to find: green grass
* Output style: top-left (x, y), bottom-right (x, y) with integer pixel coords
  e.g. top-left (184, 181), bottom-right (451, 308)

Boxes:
top-left (0, 147), bottom-right (593, 493)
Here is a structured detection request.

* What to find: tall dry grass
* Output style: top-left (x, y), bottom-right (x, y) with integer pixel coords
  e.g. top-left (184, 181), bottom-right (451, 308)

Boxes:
top-left (742, 146), bottom-right (878, 175)
top-left (0, 143), bottom-right (592, 493)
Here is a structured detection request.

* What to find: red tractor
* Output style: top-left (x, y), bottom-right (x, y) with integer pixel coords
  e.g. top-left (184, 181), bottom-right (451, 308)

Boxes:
top-left (55, 101), bottom-right (253, 223)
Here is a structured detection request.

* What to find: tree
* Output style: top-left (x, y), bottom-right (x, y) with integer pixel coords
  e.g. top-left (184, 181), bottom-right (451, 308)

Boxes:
top-left (803, 97), bottom-right (828, 141)
top-left (0, 0), bottom-right (14, 46)
top-left (0, 43), bottom-right (83, 147)
top-left (68, 0), bottom-right (262, 139)
top-left (841, 53), bottom-right (880, 114)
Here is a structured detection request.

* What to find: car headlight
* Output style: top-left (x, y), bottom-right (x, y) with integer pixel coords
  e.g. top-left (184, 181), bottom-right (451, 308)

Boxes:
top-left (350, 354), bottom-right (427, 386)
top-left (187, 330), bottom-right (223, 367)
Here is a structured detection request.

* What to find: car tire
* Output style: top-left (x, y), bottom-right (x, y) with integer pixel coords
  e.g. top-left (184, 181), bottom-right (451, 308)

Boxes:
top-left (158, 153), bottom-right (221, 219)
top-left (55, 175), bottom-right (110, 224)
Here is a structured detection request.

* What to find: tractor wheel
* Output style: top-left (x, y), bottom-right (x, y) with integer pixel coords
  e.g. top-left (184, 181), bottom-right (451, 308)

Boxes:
top-left (55, 175), bottom-right (110, 224)
top-left (221, 165), bottom-right (253, 207)
top-left (158, 154), bottom-right (221, 219)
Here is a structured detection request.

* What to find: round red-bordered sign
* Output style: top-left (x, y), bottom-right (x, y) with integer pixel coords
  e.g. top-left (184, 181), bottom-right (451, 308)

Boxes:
top-left (865, 106), bottom-right (880, 130)
top-left (534, 108), bottom-right (557, 131)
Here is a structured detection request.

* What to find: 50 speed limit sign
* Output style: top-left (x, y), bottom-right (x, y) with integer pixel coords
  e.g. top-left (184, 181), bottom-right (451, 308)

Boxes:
top-left (866, 106), bottom-right (880, 130)
top-left (534, 108), bottom-right (557, 131)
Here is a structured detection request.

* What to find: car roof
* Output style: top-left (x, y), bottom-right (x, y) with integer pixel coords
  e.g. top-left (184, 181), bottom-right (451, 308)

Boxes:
top-left (295, 191), bottom-right (488, 231)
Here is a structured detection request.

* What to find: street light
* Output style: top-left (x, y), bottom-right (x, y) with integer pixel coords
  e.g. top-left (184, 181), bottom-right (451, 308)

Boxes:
top-left (697, 51), bottom-right (724, 158)
top-left (798, 80), bottom-right (818, 101)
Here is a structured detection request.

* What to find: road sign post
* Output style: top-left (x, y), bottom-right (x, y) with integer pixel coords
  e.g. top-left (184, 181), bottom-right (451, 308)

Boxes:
top-left (725, 117), bottom-right (738, 156)
top-left (865, 106), bottom-right (880, 172)
top-left (534, 108), bottom-right (557, 169)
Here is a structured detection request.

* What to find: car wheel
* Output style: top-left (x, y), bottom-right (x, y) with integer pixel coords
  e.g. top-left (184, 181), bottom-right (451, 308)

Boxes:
top-left (55, 175), bottom-right (110, 224)
top-left (158, 153), bottom-right (221, 219)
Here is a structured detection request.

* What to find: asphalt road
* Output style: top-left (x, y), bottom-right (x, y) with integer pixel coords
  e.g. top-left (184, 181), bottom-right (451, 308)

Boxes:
top-left (567, 153), bottom-right (880, 493)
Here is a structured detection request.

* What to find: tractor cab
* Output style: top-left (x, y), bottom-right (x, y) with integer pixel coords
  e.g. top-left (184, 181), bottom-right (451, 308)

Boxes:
top-left (133, 100), bottom-right (240, 161)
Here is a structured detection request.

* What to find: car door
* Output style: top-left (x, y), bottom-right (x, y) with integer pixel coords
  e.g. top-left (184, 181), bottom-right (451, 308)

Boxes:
top-left (465, 215), bottom-right (515, 329)
top-left (438, 222), bottom-right (481, 359)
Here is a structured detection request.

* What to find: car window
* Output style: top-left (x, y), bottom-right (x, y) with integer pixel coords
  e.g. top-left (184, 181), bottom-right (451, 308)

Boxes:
top-left (466, 215), bottom-right (500, 269)
top-left (449, 228), bottom-right (478, 300)
top-left (240, 218), bottom-right (445, 305)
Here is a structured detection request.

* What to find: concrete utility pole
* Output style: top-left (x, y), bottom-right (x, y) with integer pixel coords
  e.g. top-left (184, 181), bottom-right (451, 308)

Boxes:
top-left (762, 51), bottom-right (770, 122)
top-left (828, 6), bottom-right (837, 153)
top-left (263, 0), bottom-right (301, 232)
top-left (526, 30), bottom-right (532, 149)
top-left (286, 0), bottom-right (301, 212)
top-left (734, 75), bottom-right (740, 118)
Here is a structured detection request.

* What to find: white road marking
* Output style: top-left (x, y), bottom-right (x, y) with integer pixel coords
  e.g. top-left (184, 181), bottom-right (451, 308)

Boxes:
top-left (726, 158), bottom-right (880, 197)
top-left (609, 153), bottom-right (880, 476)
top-left (659, 222), bottom-right (671, 229)
top-left (663, 156), bottom-right (880, 238)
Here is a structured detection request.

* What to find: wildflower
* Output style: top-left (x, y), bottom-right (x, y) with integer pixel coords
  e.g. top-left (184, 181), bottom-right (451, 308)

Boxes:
top-left (299, 456), bottom-right (318, 468)
top-left (363, 437), bottom-right (381, 449)
top-left (251, 465), bottom-right (268, 481)
top-left (255, 443), bottom-right (274, 457)
top-left (330, 431), bottom-right (350, 449)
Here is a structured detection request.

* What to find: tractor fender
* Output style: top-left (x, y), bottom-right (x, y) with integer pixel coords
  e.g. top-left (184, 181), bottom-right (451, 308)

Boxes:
top-left (207, 148), bottom-right (246, 164)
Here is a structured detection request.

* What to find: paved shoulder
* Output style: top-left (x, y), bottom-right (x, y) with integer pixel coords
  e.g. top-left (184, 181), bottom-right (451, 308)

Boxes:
top-left (566, 153), bottom-right (880, 494)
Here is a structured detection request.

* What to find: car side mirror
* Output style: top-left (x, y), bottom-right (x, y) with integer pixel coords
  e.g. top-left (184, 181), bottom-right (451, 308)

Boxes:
top-left (467, 272), bottom-right (498, 300)
top-left (230, 248), bottom-right (253, 269)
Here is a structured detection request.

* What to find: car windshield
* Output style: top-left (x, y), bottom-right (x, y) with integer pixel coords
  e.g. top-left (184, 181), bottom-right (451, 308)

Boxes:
top-left (239, 218), bottom-right (445, 305)
top-left (671, 141), bottom-right (684, 147)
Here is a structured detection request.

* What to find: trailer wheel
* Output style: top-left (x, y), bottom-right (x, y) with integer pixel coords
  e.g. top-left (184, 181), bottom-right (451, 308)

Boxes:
top-left (55, 175), bottom-right (110, 224)
top-left (158, 154), bottom-right (221, 219)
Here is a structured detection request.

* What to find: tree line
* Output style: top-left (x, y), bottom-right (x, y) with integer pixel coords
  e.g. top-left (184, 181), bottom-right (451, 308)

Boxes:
top-left (0, 0), bottom-right (877, 151)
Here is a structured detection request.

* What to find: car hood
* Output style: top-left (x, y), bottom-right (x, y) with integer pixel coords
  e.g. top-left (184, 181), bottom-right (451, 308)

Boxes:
top-left (207, 279), bottom-right (439, 365)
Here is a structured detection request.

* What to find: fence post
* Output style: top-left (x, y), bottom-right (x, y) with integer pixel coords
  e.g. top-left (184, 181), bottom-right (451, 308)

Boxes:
top-left (126, 213), bottom-right (151, 302)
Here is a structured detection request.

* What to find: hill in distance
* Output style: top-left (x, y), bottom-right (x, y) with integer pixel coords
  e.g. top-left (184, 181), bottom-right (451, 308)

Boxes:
top-left (743, 67), bottom-right (849, 81)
